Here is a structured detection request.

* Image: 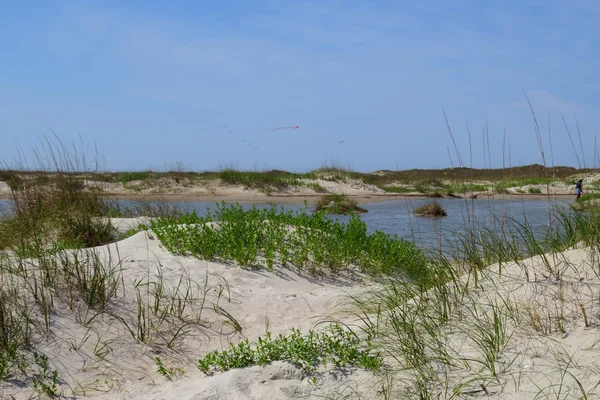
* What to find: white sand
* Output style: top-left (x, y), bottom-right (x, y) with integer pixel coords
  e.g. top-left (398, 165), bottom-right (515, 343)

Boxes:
top-left (2, 222), bottom-right (377, 399)
top-left (3, 218), bottom-right (600, 399)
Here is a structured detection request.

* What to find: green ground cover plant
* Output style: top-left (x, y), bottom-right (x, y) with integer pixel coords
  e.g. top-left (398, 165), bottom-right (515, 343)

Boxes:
top-left (149, 202), bottom-right (430, 279)
top-left (197, 324), bottom-right (382, 374)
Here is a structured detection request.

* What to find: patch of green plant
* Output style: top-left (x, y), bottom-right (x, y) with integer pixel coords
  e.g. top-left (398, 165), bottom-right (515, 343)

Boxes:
top-left (123, 183), bottom-right (143, 192)
top-left (381, 186), bottom-right (413, 193)
top-left (32, 353), bottom-right (60, 397)
top-left (495, 177), bottom-right (555, 191)
top-left (310, 183), bottom-right (327, 193)
top-left (578, 193), bottom-right (600, 202)
top-left (155, 357), bottom-right (184, 381)
top-left (448, 183), bottom-right (489, 193)
top-left (315, 194), bottom-right (367, 215)
top-left (0, 288), bottom-right (30, 382)
top-left (528, 187), bottom-right (542, 194)
top-left (119, 171), bottom-right (151, 183)
top-left (197, 324), bottom-right (382, 374)
top-left (150, 203), bottom-right (429, 278)
top-left (311, 167), bottom-right (359, 182)
top-left (414, 183), bottom-right (428, 194)
top-left (218, 169), bottom-right (306, 191)
top-left (118, 227), bottom-right (143, 240)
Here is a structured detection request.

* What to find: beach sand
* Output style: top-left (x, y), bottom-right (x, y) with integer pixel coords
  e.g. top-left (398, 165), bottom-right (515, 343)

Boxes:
top-left (2, 218), bottom-right (600, 399)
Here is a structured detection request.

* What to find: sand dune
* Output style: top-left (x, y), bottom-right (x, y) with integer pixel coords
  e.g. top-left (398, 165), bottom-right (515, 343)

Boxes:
top-left (3, 217), bottom-right (600, 399)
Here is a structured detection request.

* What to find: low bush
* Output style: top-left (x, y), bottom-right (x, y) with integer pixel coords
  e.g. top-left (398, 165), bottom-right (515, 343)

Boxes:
top-left (414, 202), bottom-right (447, 217)
top-left (315, 194), bottom-right (367, 215)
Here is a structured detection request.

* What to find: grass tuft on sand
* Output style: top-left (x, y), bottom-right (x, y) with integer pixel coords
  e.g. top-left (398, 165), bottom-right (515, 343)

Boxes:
top-left (413, 201), bottom-right (447, 217)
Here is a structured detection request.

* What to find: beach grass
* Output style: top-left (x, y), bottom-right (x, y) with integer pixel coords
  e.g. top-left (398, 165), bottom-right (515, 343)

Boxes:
top-left (4, 133), bottom-right (600, 398)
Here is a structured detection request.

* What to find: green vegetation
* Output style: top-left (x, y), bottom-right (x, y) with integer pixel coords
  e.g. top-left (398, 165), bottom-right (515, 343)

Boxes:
top-left (347, 204), bottom-right (600, 397)
top-left (309, 183), bottom-right (327, 193)
top-left (315, 194), bottom-right (368, 214)
top-left (528, 187), bottom-right (542, 194)
top-left (155, 357), bottom-right (184, 381)
top-left (119, 171), bottom-right (151, 183)
top-left (218, 169), bottom-right (306, 191)
top-left (413, 202), bottom-right (447, 217)
top-left (494, 177), bottom-right (555, 191)
top-left (381, 185), bottom-right (414, 193)
top-left (150, 203), bottom-right (429, 278)
top-left (0, 151), bottom-right (116, 252)
top-left (197, 324), bottom-right (382, 374)
top-left (4, 136), bottom-right (600, 398)
top-left (447, 183), bottom-right (489, 193)
top-left (2, 164), bottom-right (595, 198)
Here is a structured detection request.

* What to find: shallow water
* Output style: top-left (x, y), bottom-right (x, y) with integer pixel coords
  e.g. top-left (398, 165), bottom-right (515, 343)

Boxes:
top-left (0, 197), bottom-right (571, 251)
top-left (118, 197), bottom-right (569, 251)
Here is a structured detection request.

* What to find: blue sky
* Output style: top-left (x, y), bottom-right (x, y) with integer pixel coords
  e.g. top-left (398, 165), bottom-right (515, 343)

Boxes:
top-left (1, 1), bottom-right (599, 172)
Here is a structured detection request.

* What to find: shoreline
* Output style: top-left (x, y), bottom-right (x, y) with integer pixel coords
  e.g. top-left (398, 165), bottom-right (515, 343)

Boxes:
top-left (103, 192), bottom-right (576, 204)
top-left (0, 191), bottom-right (577, 205)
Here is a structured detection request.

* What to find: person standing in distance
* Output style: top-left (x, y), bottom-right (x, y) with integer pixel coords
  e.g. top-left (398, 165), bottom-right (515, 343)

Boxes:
top-left (575, 179), bottom-right (583, 200)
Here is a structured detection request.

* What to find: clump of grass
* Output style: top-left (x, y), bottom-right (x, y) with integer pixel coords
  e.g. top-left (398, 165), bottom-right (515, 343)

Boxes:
top-left (413, 202), bottom-right (447, 217)
top-left (528, 187), bottom-right (542, 194)
top-left (448, 183), bottom-right (489, 194)
top-left (197, 324), bottom-right (382, 374)
top-left (309, 183), bottom-right (327, 193)
top-left (495, 177), bottom-right (555, 192)
top-left (0, 138), bottom-right (116, 251)
top-left (218, 169), bottom-right (305, 191)
top-left (381, 186), bottom-right (414, 193)
top-left (315, 194), bottom-right (368, 215)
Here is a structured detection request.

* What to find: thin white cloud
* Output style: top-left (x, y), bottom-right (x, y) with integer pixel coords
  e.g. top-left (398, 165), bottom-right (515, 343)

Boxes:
top-left (508, 90), bottom-right (584, 115)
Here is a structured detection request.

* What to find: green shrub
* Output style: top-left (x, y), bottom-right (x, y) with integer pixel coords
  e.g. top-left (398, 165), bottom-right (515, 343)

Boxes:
top-left (527, 187), bottom-right (542, 194)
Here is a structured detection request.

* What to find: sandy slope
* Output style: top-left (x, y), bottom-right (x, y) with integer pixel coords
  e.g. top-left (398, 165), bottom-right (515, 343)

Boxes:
top-left (2, 220), bottom-right (377, 399)
top-left (4, 218), bottom-right (600, 399)
top-left (0, 176), bottom-right (582, 203)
